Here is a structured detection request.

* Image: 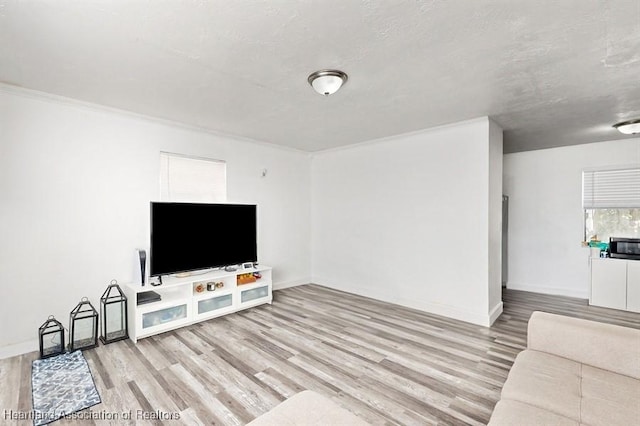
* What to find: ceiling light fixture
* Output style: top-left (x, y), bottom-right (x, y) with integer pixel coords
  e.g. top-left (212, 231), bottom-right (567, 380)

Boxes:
top-left (308, 69), bottom-right (348, 96)
top-left (613, 119), bottom-right (640, 135)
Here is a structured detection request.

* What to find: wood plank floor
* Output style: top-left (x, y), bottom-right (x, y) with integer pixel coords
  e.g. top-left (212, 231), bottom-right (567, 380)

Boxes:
top-left (1, 286), bottom-right (639, 425)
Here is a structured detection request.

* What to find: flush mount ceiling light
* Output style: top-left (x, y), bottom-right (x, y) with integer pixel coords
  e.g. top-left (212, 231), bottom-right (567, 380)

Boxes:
top-left (308, 69), bottom-right (348, 96)
top-left (613, 119), bottom-right (640, 135)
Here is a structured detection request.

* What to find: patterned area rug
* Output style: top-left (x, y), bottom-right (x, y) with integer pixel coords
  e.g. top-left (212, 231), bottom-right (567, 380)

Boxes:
top-left (31, 351), bottom-right (101, 425)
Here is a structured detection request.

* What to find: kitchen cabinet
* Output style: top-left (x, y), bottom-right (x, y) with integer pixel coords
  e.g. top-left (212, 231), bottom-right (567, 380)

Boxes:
top-left (627, 260), bottom-right (640, 313)
top-left (590, 258), bottom-right (640, 312)
top-left (590, 258), bottom-right (627, 310)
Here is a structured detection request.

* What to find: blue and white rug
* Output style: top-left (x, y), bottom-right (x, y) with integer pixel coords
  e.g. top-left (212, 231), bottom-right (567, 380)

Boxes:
top-left (31, 350), bottom-right (101, 425)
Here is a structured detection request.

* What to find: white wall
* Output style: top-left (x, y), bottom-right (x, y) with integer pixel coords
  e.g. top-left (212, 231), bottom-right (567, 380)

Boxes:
top-left (0, 88), bottom-right (311, 358)
top-left (503, 138), bottom-right (640, 298)
top-left (311, 117), bottom-right (502, 326)
top-left (488, 120), bottom-right (503, 319)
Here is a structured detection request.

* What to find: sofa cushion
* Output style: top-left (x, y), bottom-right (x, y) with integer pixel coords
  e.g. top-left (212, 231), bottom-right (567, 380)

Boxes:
top-left (527, 311), bottom-right (640, 379)
top-left (246, 390), bottom-right (369, 426)
top-left (496, 350), bottom-right (640, 426)
top-left (489, 400), bottom-right (579, 426)
top-left (581, 364), bottom-right (640, 426)
top-left (490, 313), bottom-right (640, 426)
top-left (500, 350), bottom-right (582, 420)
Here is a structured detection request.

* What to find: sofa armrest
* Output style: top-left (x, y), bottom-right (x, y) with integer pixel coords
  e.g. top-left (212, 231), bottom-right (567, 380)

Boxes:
top-left (527, 311), bottom-right (640, 379)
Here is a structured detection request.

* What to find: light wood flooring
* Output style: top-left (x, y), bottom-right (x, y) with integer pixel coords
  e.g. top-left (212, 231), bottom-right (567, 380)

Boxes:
top-left (1, 286), bottom-right (639, 425)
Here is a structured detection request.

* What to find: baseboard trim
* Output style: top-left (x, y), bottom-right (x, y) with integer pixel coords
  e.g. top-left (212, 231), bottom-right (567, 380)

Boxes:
top-left (507, 282), bottom-right (589, 299)
top-left (0, 340), bottom-right (38, 360)
top-left (315, 280), bottom-right (496, 327)
top-left (488, 301), bottom-right (503, 325)
top-left (273, 279), bottom-right (309, 291)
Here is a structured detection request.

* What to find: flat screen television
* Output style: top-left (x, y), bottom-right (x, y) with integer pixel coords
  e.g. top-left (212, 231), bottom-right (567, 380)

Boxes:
top-left (150, 202), bottom-right (257, 276)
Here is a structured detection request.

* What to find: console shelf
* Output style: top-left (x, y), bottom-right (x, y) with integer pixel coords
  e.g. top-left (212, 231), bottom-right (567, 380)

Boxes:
top-left (123, 266), bottom-right (272, 342)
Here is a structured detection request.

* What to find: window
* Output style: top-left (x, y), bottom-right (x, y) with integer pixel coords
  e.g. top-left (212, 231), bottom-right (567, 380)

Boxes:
top-left (160, 152), bottom-right (226, 202)
top-left (582, 167), bottom-right (640, 241)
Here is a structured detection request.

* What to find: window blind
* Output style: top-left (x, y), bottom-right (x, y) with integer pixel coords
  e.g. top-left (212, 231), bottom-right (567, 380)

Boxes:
top-left (582, 167), bottom-right (640, 208)
top-left (160, 153), bottom-right (227, 203)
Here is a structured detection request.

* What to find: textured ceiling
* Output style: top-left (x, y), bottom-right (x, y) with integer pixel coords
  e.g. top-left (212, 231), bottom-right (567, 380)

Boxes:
top-left (1, 1), bottom-right (639, 153)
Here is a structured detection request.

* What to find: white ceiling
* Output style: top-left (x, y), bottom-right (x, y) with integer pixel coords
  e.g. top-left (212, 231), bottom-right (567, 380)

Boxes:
top-left (1, 1), bottom-right (639, 153)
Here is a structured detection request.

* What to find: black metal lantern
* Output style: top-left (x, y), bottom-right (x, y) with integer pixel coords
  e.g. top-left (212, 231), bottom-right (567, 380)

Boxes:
top-left (38, 315), bottom-right (65, 359)
top-left (69, 297), bottom-right (99, 351)
top-left (100, 279), bottom-right (128, 344)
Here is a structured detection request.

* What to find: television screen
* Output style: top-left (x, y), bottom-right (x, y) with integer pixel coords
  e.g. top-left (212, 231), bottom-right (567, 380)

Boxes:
top-left (150, 202), bottom-right (257, 276)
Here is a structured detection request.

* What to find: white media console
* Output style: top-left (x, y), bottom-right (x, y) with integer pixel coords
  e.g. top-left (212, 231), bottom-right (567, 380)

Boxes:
top-left (123, 266), bottom-right (272, 343)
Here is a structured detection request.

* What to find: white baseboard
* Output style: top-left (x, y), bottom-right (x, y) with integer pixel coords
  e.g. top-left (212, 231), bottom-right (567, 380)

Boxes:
top-left (507, 282), bottom-right (589, 299)
top-left (0, 339), bottom-right (38, 360)
top-left (488, 301), bottom-right (503, 325)
top-left (273, 278), bottom-right (309, 291)
top-left (408, 298), bottom-right (495, 327)
top-left (315, 279), bottom-right (497, 327)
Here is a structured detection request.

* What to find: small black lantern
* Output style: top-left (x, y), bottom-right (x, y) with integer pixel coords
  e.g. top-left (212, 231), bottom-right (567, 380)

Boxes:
top-left (69, 297), bottom-right (99, 351)
top-left (100, 279), bottom-right (129, 344)
top-left (38, 315), bottom-right (65, 359)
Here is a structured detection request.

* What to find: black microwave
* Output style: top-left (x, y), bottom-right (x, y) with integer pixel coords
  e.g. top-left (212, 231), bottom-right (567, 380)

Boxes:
top-left (609, 237), bottom-right (640, 260)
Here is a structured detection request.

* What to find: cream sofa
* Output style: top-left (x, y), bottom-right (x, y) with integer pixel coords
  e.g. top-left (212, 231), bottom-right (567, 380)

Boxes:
top-left (246, 390), bottom-right (369, 426)
top-left (489, 311), bottom-right (640, 426)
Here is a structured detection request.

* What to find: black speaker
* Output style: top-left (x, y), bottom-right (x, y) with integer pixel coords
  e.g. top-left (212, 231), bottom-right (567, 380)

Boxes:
top-left (137, 249), bottom-right (146, 286)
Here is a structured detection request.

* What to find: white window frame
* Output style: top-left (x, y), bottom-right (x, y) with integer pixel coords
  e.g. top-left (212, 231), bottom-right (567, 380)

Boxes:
top-left (582, 165), bottom-right (640, 241)
top-left (582, 165), bottom-right (640, 209)
top-left (160, 152), bottom-right (227, 203)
